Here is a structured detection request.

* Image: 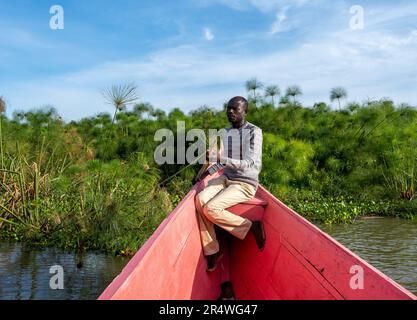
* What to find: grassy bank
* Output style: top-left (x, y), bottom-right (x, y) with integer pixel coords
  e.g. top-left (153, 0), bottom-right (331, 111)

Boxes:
top-left (279, 189), bottom-right (417, 224)
top-left (1, 95), bottom-right (416, 255)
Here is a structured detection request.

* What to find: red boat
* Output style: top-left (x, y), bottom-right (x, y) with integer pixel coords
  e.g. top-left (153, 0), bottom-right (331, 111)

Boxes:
top-left (99, 170), bottom-right (416, 300)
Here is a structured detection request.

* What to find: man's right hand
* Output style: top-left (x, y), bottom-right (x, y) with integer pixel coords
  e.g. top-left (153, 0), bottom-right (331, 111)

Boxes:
top-left (206, 150), bottom-right (220, 162)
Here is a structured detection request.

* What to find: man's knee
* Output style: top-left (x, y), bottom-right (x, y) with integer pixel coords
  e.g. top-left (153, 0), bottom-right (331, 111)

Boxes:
top-left (204, 202), bottom-right (222, 219)
top-left (195, 192), bottom-right (206, 208)
top-left (196, 193), bottom-right (217, 216)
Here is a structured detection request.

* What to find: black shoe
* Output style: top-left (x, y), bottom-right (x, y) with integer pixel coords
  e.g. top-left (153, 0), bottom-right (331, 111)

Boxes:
top-left (217, 281), bottom-right (236, 300)
top-left (250, 221), bottom-right (266, 251)
top-left (206, 252), bottom-right (223, 272)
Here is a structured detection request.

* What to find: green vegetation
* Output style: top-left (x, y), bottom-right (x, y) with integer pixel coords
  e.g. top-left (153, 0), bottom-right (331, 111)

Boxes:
top-left (1, 83), bottom-right (416, 255)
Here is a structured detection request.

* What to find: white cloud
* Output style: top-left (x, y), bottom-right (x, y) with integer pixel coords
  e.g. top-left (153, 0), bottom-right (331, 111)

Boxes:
top-left (270, 7), bottom-right (289, 34)
top-left (203, 27), bottom-right (214, 41)
top-left (0, 27), bottom-right (46, 49)
top-left (249, 0), bottom-right (307, 12)
top-left (192, 0), bottom-right (314, 12)
top-left (191, 0), bottom-right (246, 11)
top-left (193, 0), bottom-right (319, 36)
top-left (365, 3), bottom-right (417, 28)
top-left (369, 30), bottom-right (417, 50)
top-left (4, 22), bottom-right (417, 121)
top-left (3, 2), bottom-right (417, 120)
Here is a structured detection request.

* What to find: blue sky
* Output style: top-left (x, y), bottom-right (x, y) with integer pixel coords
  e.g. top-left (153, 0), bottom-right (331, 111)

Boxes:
top-left (1, 0), bottom-right (417, 120)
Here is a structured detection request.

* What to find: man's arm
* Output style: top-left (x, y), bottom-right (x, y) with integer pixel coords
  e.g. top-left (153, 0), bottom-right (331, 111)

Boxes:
top-left (219, 127), bottom-right (262, 170)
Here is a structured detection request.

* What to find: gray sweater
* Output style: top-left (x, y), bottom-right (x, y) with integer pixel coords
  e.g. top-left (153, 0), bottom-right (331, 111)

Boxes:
top-left (219, 121), bottom-right (263, 188)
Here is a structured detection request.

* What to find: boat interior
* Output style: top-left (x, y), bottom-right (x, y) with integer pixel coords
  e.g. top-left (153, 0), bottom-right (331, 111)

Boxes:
top-left (99, 172), bottom-right (416, 300)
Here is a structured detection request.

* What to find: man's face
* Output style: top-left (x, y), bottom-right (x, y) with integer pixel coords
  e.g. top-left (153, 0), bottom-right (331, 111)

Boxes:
top-left (226, 101), bottom-right (246, 124)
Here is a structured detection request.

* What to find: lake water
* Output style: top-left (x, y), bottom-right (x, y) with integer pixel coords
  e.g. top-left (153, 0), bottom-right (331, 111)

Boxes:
top-left (0, 242), bottom-right (128, 300)
top-left (317, 217), bottom-right (417, 295)
top-left (0, 217), bottom-right (416, 299)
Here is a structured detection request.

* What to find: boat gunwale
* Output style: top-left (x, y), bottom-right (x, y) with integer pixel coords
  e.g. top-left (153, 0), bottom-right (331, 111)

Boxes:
top-left (257, 185), bottom-right (417, 300)
top-left (98, 184), bottom-right (199, 300)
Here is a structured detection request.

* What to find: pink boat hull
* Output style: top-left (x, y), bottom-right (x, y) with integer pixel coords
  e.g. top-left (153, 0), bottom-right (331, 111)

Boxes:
top-left (99, 172), bottom-right (416, 300)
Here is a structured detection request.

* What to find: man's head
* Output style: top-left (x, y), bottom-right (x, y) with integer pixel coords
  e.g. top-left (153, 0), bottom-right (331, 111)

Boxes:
top-left (226, 96), bottom-right (248, 127)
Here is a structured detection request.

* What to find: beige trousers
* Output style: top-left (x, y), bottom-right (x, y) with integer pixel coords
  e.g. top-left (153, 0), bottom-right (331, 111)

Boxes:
top-left (195, 175), bottom-right (257, 256)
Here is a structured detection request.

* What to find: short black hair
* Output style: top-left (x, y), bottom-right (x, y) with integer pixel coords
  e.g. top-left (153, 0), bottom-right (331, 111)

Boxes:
top-left (228, 96), bottom-right (248, 113)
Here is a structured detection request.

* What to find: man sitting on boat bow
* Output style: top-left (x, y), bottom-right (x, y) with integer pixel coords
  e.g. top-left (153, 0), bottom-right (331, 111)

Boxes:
top-left (195, 96), bottom-right (266, 272)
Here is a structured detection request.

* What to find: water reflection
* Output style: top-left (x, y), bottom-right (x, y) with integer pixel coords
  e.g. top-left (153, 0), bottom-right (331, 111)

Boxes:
top-left (0, 242), bottom-right (128, 300)
top-left (317, 217), bottom-right (417, 295)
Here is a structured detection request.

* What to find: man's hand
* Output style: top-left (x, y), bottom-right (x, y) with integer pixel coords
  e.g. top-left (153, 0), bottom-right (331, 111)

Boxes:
top-left (206, 149), bottom-right (220, 162)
